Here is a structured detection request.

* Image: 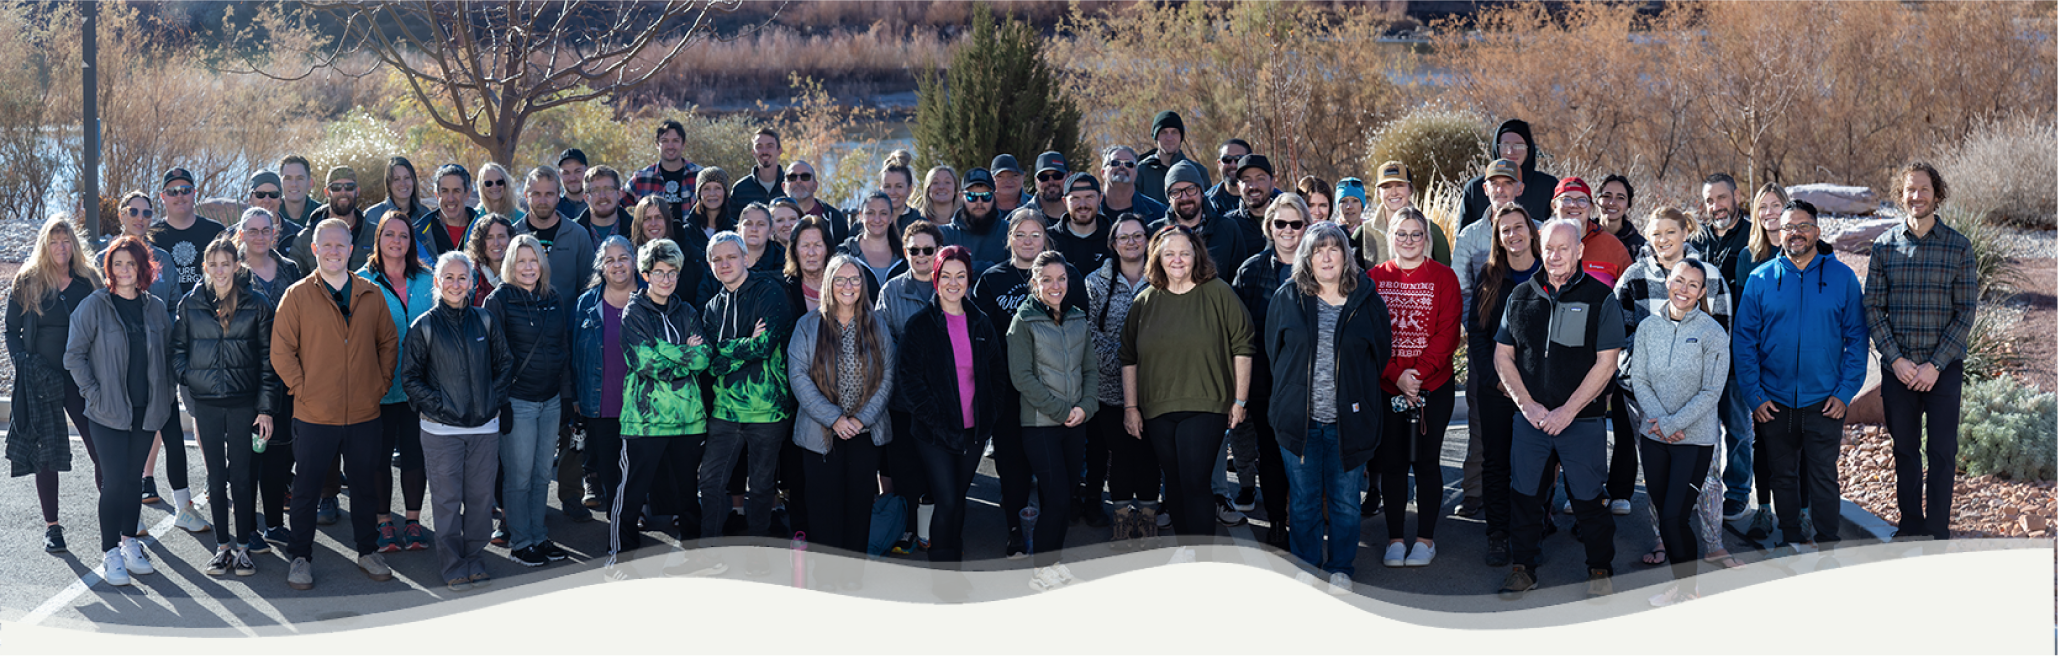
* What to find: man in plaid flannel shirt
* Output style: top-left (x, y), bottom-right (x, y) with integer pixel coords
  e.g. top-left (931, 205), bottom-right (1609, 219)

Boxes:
top-left (628, 119), bottom-right (702, 224)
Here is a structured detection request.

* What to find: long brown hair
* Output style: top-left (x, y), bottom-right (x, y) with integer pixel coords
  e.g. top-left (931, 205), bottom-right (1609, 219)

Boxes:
top-left (1476, 205), bottom-right (1540, 332)
top-left (14, 216), bottom-right (101, 314)
top-left (202, 234), bottom-right (243, 331)
top-left (808, 255), bottom-right (886, 432)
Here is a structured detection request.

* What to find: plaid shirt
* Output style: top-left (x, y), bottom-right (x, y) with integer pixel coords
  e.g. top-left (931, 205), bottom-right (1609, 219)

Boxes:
top-left (1863, 218), bottom-right (1978, 368)
top-left (627, 160), bottom-right (700, 220)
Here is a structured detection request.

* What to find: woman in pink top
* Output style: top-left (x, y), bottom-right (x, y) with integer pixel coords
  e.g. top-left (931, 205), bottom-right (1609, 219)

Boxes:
top-left (1367, 207), bottom-right (1463, 568)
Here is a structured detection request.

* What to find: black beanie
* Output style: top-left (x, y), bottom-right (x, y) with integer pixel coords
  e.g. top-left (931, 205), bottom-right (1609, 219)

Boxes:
top-left (1152, 111), bottom-right (1186, 139)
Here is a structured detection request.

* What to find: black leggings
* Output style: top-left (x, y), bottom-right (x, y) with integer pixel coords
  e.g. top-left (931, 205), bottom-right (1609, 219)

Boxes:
top-left (257, 396), bottom-right (296, 529)
top-left (151, 414), bottom-right (189, 491)
top-left (33, 386), bottom-right (95, 524)
top-left (1605, 386), bottom-right (1640, 501)
top-left (187, 396), bottom-right (259, 547)
top-left (374, 402), bottom-right (426, 517)
top-left (801, 435), bottom-right (880, 558)
top-left (91, 414), bottom-right (155, 552)
top-left (611, 434), bottom-right (706, 553)
top-left (1640, 438), bottom-right (1712, 580)
top-left (581, 417), bottom-right (624, 508)
top-left (915, 437), bottom-right (984, 564)
top-left (1474, 377), bottom-right (1516, 536)
top-left (1145, 411), bottom-right (1228, 538)
top-left (1022, 425), bottom-right (1084, 566)
top-left (883, 409), bottom-right (929, 534)
top-left (1093, 409), bottom-right (1158, 503)
top-left (1380, 381), bottom-right (1456, 541)
top-left (990, 398), bottom-right (1031, 533)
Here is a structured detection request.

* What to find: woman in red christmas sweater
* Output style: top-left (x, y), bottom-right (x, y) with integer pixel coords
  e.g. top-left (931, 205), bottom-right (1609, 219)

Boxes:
top-left (1367, 207), bottom-right (1462, 568)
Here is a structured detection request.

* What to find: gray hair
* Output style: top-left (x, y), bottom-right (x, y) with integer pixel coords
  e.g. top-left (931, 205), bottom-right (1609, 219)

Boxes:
top-left (237, 206), bottom-right (277, 231)
top-left (502, 233), bottom-right (553, 296)
top-left (434, 250), bottom-right (475, 287)
top-left (1538, 218), bottom-right (1585, 247)
top-left (706, 230), bottom-right (747, 261)
top-left (590, 235), bottom-right (635, 290)
top-left (637, 238), bottom-right (684, 274)
top-left (1291, 221), bottom-right (1361, 296)
top-left (1102, 144), bottom-right (1138, 163)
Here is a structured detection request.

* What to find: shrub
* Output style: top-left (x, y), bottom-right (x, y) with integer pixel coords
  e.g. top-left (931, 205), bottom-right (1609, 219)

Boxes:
top-left (1949, 207), bottom-right (2024, 301)
top-left (1962, 305), bottom-right (2026, 383)
top-left (1366, 106), bottom-right (1489, 197)
top-left (1951, 376), bottom-right (2055, 482)
top-left (1932, 116), bottom-right (2057, 230)
top-left (914, 3), bottom-right (1085, 173)
top-left (310, 107), bottom-right (400, 208)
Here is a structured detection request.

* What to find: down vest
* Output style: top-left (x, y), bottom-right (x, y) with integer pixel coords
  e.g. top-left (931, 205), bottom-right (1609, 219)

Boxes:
top-left (1006, 299), bottom-right (1099, 427)
top-left (170, 274), bottom-right (283, 414)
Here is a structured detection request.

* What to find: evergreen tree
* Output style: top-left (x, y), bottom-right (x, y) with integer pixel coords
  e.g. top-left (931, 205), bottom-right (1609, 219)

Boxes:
top-left (914, 3), bottom-right (1084, 175)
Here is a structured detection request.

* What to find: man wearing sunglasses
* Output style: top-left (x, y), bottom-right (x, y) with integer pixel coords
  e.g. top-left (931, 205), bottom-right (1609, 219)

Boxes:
top-left (731, 129), bottom-right (785, 212)
top-left (148, 167), bottom-right (228, 296)
top-left (289, 166), bottom-right (376, 279)
top-left (1098, 145), bottom-right (1166, 225)
top-left (784, 160), bottom-right (849, 245)
top-left (1135, 110), bottom-right (1201, 206)
top-left (1024, 151), bottom-right (1072, 226)
top-left (940, 168), bottom-right (1009, 273)
top-left (1207, 139), bottom-right (1252, 218)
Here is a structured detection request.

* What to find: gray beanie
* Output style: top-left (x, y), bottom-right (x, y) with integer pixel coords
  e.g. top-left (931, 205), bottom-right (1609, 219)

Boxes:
top-left (1166, 159), bottom-right (1209, 198)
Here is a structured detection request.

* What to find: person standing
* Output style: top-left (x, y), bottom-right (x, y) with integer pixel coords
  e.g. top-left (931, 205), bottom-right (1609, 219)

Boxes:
top-left (1547, 177), bottom-right (1631, 287)
top-left (1009, 251), bottom-right (1098, 591)
top-left (1229, 193), bottom-right (1311, 545)
top-left (841, 192), bottom-right (907, 290)
top-left (1449, 158), bottom-right (1527, 519)
top-left (1722, 180), bottom-right (1788, 529)
top-left (402, 252), bottom-right (514, 592)
top-left (1135, 111), bottom-right (1200, 206)
top-left (1085, 216), bottom-right (1161, 539)
top-left (1099, 146), bottom-right (1167, 225)
top-left (1457, 119), bottom-right (1558, 230)
top-left (628, 119), bottom-right (704, 225)
top-left (576, 166), bottom-right (631, 243)
top-left (1355, 161), bottom-right (1450, 267)
top-left (731, 130), bottom-right (785, 212)
top-left (917, 166), bottom-right (963, 227)
top-left (276, 155), bottom-right (318, 253)
top-left (358, 212), bottom-right (436, 554)
top-left (784, 161), bottom-right (849, 245)
top-left (608, 239), bottom-right (715, 573)
top-left (484, 234), bottom-right (572, 567)
top-left (1629, 261), bottom-right (1729, 606)
top-left (1296, 176), bottom-right (1333, 226)
top-left (107, 191), bottom-right (182, 520)
top-left (970, 211), bottom-right (1060, 558)
top-left (64, 236), bottom-right (176, 586)
top-left (787, 254), bottom-right (897, 589)
top-left (556, 149), bottom-right (591, 221)
top-left (1865, 162), bottom-right (1977, 542)
top-left (571, 236), bottom-right (642, 513)
top-left (171, 235), bottom-right (281, 577)
top-left (898, 245), bottom-right (1004, 591)
top-left (363, 157), bottom-right (433, 249)
top-left (271, 219), bottom-right (401, 590)
top-left (683, 167), bottom-right (738, 257)
top-left (417, 164), bottom-right (479, 262)
top-left (1595, 175), bottom-right (1644, 257)
top-left (1368, 208), bottom-right (1462, 568)
top-left (1206, 140), bottom-right (1253, 219)
top-left (1120, 225), bottom-right (1255, 542)
top-left (1334, 178), bottom-right (1369, 234)
top-left (940, 168), bottom-right (1009, 273)
top-left (1733, 200), bottom-right (1869, 550)
top-left (1024, 152), bottom-right (1072, 226)
top-left (1470, 206), bottom-right (1541, 567)
top-left (1492, 219), bottom-right (1625, 599)
top-left (8, 217), bottom-right (102, 554)
top-left (513, 166), bottom-right (601, 302)
top-left (1264, 221), bottom-right (1389, 595)
top-left (289, 167), bottom-right (378, 278)
top-left (876, 221), bottom-right (943, 549)
top-left (699, 230), bottom-right (796, 572)
top-left (232, 208), bottom-right (301, 547)
top-left (1049, 173), bottom-right (1114, 279)
top-left (464, 215), bottom-right (515, 307)
top-left (145, 168), bottom-right (223, 530)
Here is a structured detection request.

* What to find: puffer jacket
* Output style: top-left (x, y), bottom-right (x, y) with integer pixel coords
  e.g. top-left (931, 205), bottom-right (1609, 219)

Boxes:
top-left (1006, 298), bottom-right (1099, 427)
top-left (359, 265), bottom-right (434, 405)
top-left (401, 300), bottom-right (513, 428)
top-left (1264, 279), bottom-right (1391, 472)
top-left (787, 311), bottom-right (895, 454)
top-left (63, 289), bottom-right (177, 431)
top-left (620, 290), bottom-right (712, 437)
top-left (1628, 308), bottom-right (1728, 447)
top-left (703, 274), bottom-right (795, 423)
top-left (897, 299), bottom-right (1005, 455)
top-left (483, 282), bottom-right (570, 403)
top-left (170, 273), bottom-right (282, 413)
top-left (1232, 248), bottom-right (1292, 397)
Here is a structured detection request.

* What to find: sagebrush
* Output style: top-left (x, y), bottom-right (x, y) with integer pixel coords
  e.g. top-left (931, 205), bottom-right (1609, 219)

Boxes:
top-left (1950, 376), bottom-right (2055, 482)
top-left (1932, 116), bottom-right (2057, 230)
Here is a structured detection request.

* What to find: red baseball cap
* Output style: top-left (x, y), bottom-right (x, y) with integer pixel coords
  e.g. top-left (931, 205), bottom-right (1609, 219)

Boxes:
top-left (1553, 176), bottom-right (1592, 199)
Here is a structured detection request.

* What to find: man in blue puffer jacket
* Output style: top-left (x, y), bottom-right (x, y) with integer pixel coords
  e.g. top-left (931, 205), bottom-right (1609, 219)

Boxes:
top-left (1731, 200), bottom-right (1868, 550)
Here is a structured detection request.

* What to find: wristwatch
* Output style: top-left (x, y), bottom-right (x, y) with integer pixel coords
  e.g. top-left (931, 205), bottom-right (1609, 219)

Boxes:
top-left (1234, 399), bottom-right (1248, 408)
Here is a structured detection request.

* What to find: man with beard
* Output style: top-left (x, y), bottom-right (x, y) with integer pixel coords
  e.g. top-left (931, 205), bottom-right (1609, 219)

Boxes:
top-left (941, 168), bottom-right (1010, 273)
top-left (991, 154), bottom-right (1031, 215)
top-left (1024, 151), bottom-right (1071, 226)
top-left (1689, 173), bottom-right (1752, 304)
top-left (556, 149), bottom-right (591, 220)
top-left (1687, 171), bottom-right (1764, 530)
top-left (1207, 139), bottom-right (1252, 218)
top-left (1221, 154), bottom-right (1280, 267)
top-left (730, 129), bottom-right (784, 211)
top-left (628, 119), bottom-right (703, 224)
top-left (290, 166), bottom-right (377, 278)
top-left (1049, 172), bottom-right (1114, 276)
top-left (1149, 160), bottom-right (1248, 276)
top-left (1098, 145), bottom-right (1166, 225)
top-left (1135, 111), bottom-right (1202, 206)
top-left (415, 164), bottom-right (478, 261)
top-left (575, 166), bottom-right (631, 242)
top-left (1457, 119), bottom-right (1558, 230)
top-left (785, 160), bottom-right (849, 245)
top-left (147, 167), bottom-right (227, 296)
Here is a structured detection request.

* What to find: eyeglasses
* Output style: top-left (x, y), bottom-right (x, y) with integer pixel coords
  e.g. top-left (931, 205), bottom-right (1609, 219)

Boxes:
top-left (242, 226), bottom-right (275, 236)
top-left (1498, 142), bottom-right (1529, 152)
top-left (1105, 159), bottom-right (1137, 169)
top-left (482, 179), bottom-right (507, 188)
top-left (1115, 232), bottom-right (1148, 243)
top-left (163, 186), bottom-right (196, 197)
top-left (1392, 231), bottom-right (1427, 242)
top-left (965, 191), bottom-right (994, 203)
top-left (785, 172), bottom-right (814, 182)
top-left (830, 276), bottom-right (865, 289)
top-left (647, 269), bottom-right (681, 281)
top-left (905, 246), bottom-right (936, 257)
top-left (250, 191), bottom-right (280, 200)
top-left (126, 207), bottom-right (155, 218)
top-left (1271, 220), bottom-right (1306, 231)
top-left (329, 182), bottom-right (358, 192)
top-left (1557, 196), bottom-right (1592, 207)
top-left (1036, 171), bottom-right (1066, 183)
top-left (1168, 185), bottom-right (1203, 200)
top-left (1785, 222), bottom-right (1820, 233)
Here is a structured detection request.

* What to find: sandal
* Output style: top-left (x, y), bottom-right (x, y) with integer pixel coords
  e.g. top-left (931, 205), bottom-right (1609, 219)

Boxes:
top-left (1641, 546), bottom-right (1667, 566)
top-left (1703, 552), bottom-right (1746, 569)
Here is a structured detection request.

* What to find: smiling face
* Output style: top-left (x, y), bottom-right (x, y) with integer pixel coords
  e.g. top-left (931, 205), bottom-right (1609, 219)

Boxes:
top-left (1033, 262), bottom-right (1068, 309)
top-left (1168, 181), bottom-right (1204, 221)
top-left (1337, 194), bottom-right (1363, 223)
top-left (510, 243), bottom-right (542, 289)
top-left (770, 206), bottom-right (800, 245)
top-left (1497, 211), bottom-right (1533, 257)
top-left (880, 170), bottom-right (911, 213)
top-left (107, 249), bottom-right (139, 291)
top-left (1238, 169), bottom-right (1274, 208)
top-left (1268, 206), bottom-right (1306, 255)
top-left (250, 182), bottom-right (283, 216)
top-left (657, 129), bottom-right (684, 164)
top-left (786, 162), bottom-right (818, 200)
top-left (388, 164), bottom-right (416, 206)
top-left (1102, 148), bottom-right (1137, 186)
top-left (122, 197), bottom-right (153, 236)
top-left (1597, 180), bottom-right (1630, 224)
top-left (437, 174), bottom-right (468, 217)
top-left (241, 212), bottom-right (276, 253)
top-left (1485, 175), bottom-right (1521, 207)
top-left (1306, 192), bottom-right (1331, 223)
top-left (316, 224), bottom-right (353, 276)
top-left (862, 198), bottom-right (893, 237)
top-left (697, 180), bottom-right (725, 212)
top-left (1389, 215), bottom-right (1428, 262)
top-left (160, 181), bottom-right (196, 220)
top-left (558, 161), bottom-right (586, 196)
top-left (926, 170), bottom-right (957, 205)
top-left (1701, 181), bottom-right (1736, 228)
top-left (480, 170), bottom-right (508, 204)
top-left (377, 218), bottom-right (411, 264)
top-left (588, 174), bottom-right (619, 217)
top-left (1066, 188), bottom-right (1100, 225)
top-left (1647, 214), bottom-right (1686, 263)
top-left (708, 239), bottom-right (746, 289)
top-left (1112, 219), bottom-right (1148, 262)
top-left (326, 177), bottom-right (360, 216)
top-left (935, 259), bottom-right (970, 305)
top-left (1156, 233), bottom-right (1195, 285)
top-left (203, 249), bottom-right (237, 291)
top-left (1540, 223), bottom-right (1582, 279)
top-left (646, 261), bottom-right (680, 301)
top-left (1377, 180), bottom-right (1410, 212)
top-left (1552, 190), bottom-right (1591, 222)
top-left (751, 133), bottom-right (781, 169)
top-left (436, 259), bottom-right (472, 307)
top-left (483, 222), bottom-right (512, 265)
top-left (1665, 262), bottom-right (1706, 316)
top-left (1900, 170), bottom-right (1937, 220)
top-left (1754, 189), bottom-right (1784, 227)
top-left (639, 205), bottom-right (669, 241)
top-left (281, 162), bottom-right (311, 203)
top-left (1216, 143), bottom-right (1249, 181)
top-left (1780, 209), bottom-right (1819, 260)
top-left (600, 242), bottom-right (635, 288)
top-left (1035, 171), bottom-right (1066, 204)
top-left (827, 261), bottom-right (865, 309)
top-left (905, 233), bottom-right (938, 281)
top-left (44, 226), bottom-right (74, 271)
top-left (1008, 219), bottom-right (1046, 265)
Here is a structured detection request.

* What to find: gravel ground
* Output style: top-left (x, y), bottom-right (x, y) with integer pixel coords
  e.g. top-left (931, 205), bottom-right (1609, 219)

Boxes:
top-left (1836, 424), bottom-right (2056, 540)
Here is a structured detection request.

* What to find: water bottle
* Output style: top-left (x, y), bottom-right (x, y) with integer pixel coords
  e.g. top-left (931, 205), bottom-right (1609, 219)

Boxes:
top-left (791, 531), bottom-right (808, 589)
top-left (253, 435), bottom-right (267, 454)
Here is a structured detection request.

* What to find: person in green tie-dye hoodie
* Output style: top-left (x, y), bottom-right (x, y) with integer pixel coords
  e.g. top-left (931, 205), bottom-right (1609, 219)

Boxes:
top-left (608, 239), bottom-right (718, 575)
top-left (695, 231), bottom-right (796, 575)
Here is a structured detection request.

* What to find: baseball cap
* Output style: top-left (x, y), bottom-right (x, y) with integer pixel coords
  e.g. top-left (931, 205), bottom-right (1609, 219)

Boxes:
top-left (162, 167), bottom-right (195, 188)
top-left (1554, 176), bottom-right (1592, 199)
top-left (1485, 159), bottom-right (1521, 182)
top-left (1035, 151), bottom-right (1068, 175)
top-left (328, 165), bottom-right (358, 185)
top-left (557, 148), bottom-right (588, 168)
top-left (248, 170), bottom-right (281, 191)
top-left (1375, 161), bottom-right (1410, 187)
top-left (1065, 172), bottom-right (1101, 195)
top-left (990, 154), bottom-right (1024, 175)
top-left (1234, 154), bottom-right (1273, 178)
top-left (963, 167), bottom-right (995, 190)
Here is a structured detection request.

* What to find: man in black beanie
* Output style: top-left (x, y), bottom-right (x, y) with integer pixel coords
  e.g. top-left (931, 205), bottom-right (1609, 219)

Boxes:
top-left (1136, 110), bottom-right (1205, 206)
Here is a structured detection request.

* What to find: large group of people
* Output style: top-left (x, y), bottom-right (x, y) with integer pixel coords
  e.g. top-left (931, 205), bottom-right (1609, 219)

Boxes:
top-left (5, 111), bottom-right (1978, 602)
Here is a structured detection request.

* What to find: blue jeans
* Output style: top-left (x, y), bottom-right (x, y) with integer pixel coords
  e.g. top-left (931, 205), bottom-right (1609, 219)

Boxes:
top-left (1278, 421), bottom-right (1362, 577)
top-left (1718, 377), bottom-right (1755, 509)
top-left (501, 397), bottom-right (561, 551)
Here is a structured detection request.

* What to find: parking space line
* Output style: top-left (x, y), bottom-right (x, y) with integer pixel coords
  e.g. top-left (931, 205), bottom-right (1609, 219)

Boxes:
top-left (20, 511), bottom-right (182, 626)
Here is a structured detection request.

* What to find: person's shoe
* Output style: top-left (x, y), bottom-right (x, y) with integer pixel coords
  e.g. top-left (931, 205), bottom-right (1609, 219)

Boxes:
top-left (1608, 499), bottom-right (1632, 515)
top-left (490, 526), bottom-right (510, 547)
top-left (1745, 508), bottom-right (1775, 540)
top-left (1497, 565), bottom-right (1536, 598)
top-left (1891, 527), bottom-right (1934, 542)
top-left (1382, 541), bottom-right (1408, 567)
top-left (1540, 518), bottom-right (1559, 539)
top-left (103, 548), bottom-right (132, 587)
top-left (120, 539), bottom-right (154, 575)
top-left (723, 509), bottom-right (747, 536)
top-left (204, 548), bottom-right (235, 576)
top-left (135, 518), bottom-right (150, 538)
top-left (1484, 532), bottom-right (1512, 567)
top-left (1050, 563), bottom-right (1081, 587)
top-left (1405, 542), bottom-right (1436, 567)
top-left (1722, 499), bottom-right (1751, 521)
top-left (510, 545), bottom-right (549, 568)
top-left (582, 481), bottom-right (603, 509)
top-left (1151, 506), bottom-right (1170, 530)
top-left (315, 497), bottom-right (340, 525)
top-left (1561, 499), bottom-right (1574, 514)
top-left (1233, 487), bottom-right (1257, 512)
top-left (174, 503), bottom-right (212, 533)
top-left (1111, 505), bottom-right (1136, 542)
top-left (1265, 523), bottom-right (1290, 549)
top-left (1361, 494), bottom-right (1381, 517)
top-left (1453, 497), bottom-right (1482, 518)
top-left (403, 520), bottom-right (431, 551)
top-left (1798, 508), bottom-right (1817, 542)
top-left (890, 532), bottom-right (917, 555)
top-left (1027, 565), bottom-right (1065, 592)
top-left (1326, 572), bottom-right (1354, 596)
top-left (287, 557), bottom-right (314, 590)
top-left (1585, 568), bottom-right (1613, 598)
top-left (232, 548), bottom-right (256, 576)
top-left (468, 570), bottom-right (493, 587)
top-left (1006, 527), bottom-right (1028, 560)
top-left (539, 540), bottom-right (570, 562)
top-left (1077, 498), bottom-right (1110, 528)
top-left (1214, 495), bottom-right (1248, 526)
top-left (245, 532), bottom-right (271, 554)
top-left (565, 504), bottom-right (594, 523)
top-left (376, 521), bottom-right (402, 553)
top-left (139, 477), bottom-right (161, 504)
top-left (262, 525), bottom-right (291, 545)
top-left (43, 525), bottom-right (66, 553)
top-left (447, 577), bottom-right (474, 592)
top-left (357, 553), bottom-right (393, 581)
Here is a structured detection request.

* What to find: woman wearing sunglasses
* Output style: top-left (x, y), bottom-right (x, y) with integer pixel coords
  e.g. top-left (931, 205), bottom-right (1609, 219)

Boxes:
top-left (1229, 193), bottom-right (1313, 548)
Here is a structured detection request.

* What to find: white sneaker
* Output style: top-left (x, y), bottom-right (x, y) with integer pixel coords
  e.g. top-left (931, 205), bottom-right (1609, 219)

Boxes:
top-left (1609, 499), bottom-right (1632, 515)
top-left (1561, 500), bottom-right (1575, 514)
top-left (1404, 542), bottom-right (1436, 567)
top-left (1051, 563), bottom-right (1080, 586)
top-left (1326, 572), bottom-right (1354, 596)
top-left (1028, 566), bottom-right (1064, 592)
top-left (1382, 541), bottom-right (1407, 567)
top-left (121, 539), bottom-right (154, 575)
top-left (102, 548), bottom-right (131, 586)
top-left (1295, 571), bottom-right (1320, 587)
top-left (174, 503), bottom-right (212, 533)
top-left (136, 517), bottom-right (151, 538)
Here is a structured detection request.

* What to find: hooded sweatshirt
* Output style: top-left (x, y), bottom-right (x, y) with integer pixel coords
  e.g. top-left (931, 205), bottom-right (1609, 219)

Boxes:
top-left (1732, 247), bottom-right (1868, 411)
top-left (702, 273), bottom-right (795, 423)
top-left (1458, 119), bottom-right (1559, 231)
top-left (941, 206), bottom-right (1010, 274)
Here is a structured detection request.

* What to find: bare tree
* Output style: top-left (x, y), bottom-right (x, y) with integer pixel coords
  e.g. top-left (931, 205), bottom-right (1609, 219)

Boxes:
top-left (221, 1), bottom-right (781, 165)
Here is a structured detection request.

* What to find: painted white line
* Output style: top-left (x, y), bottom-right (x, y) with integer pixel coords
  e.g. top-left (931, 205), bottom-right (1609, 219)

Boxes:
top-left (19, 511), bottom-right (183, 626)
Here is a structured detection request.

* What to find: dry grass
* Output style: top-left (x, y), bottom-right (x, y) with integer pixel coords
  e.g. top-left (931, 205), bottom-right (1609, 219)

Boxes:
top-left (626, 23), bottom-right (957, 108)
top-left (1932, 116), bottom-right (2058, 230)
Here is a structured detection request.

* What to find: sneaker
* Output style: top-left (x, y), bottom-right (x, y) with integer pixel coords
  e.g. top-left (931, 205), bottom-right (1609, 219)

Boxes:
top-left (175, 503), bottom-right (212, 533)
top-left (245, 532), bottom-right (271, 554)
top-left (1586, 568), bottom-right (1613, 597)
top-left (1296, 570), bottom-right (1320, 587)
top-left (1006, 527), bottom-right (1028, 560)
top-left (1051, 563), bottom-right (1081, 586)
top-left (539, 540), bottom-right (570, 562)
top-left (121, 539), bottom-right (155, 575)
top-left (1382, 541), bottom-right (1408, 567)
top-left (357, 553), bottom-right (394, 581)
top-left (204, 548), bottom-right (235, 576)
top-left (1609, 499), bottom-right (1632, 515)
top-left (139, 477), bottom-right (161, 504)
top-left (287, 557), bottom-right (314, 590)
top-left (1111, 506), bottom-right (1136, 542)
top-left (403, 521), bottom-right (430, 551)
top-left (1722, 499), bottom-right (1751, 521)
top-left (1561, 499), bottom-right (1574, 514)
top-left (582, 482), bottom-right (602, 509)
top-left (135, 518), bottom-right (150, 538)
top-left (1027, 566), bottom-right (1064, 592)
top-left (1213, 495), bottom-right (1248, 527)
top-left (262, 525), bottom-right (291, 545)
top-left (232, 548), bottom-right (256, 576)
top-left (1233, 487), bottom-right (1257, 512)
top-left (315, 497), bottom-right (340, 525)
top-left (1076, 498), bottom-right (1110, 528)
top-left (1405, 541), bottom-right (1436, 567)
top-left (1799, 508), bottom-right (1817, 542)
top-left (103, 548), bottom-right (132, 587)
top-left (1265, 523), bottom-right (1291, 549)
top-left (491, 526), bottom-right (510, 547)
top-left (1361, 494), bottom-right (1381, 517)
top-left (1484, 532), bottom-right (1511, 567)
top-left (43, 525), bottom-right (66, 553)
top-left (890, 532), bottom-right (916, 555)
top-left (1326, 572), bottom-right (1354, 596)
top-left (1453, 497), bottom-right (1482, 518)
top-left (447, 577), bottom-right (474, 592)
top-left (1745, 508), bottom-right (1775, 540)
top-left (661, 556), bottom-right (728, 578)
top-left (510, 545), bottom-right (549, 568)
top-left (1497, 565), bottom-right (1536, 597)
top-left (376, 521), bottom-right (402, 553)
top-left (565, 504), bottom-right (595, 523)
top-left (1151, 506), bottom-right (1170, 529)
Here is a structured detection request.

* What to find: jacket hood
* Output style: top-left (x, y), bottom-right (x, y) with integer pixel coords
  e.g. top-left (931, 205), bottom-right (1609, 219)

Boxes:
top-left (1493, 119), bottom-right (1539, 173)
top-left (1166, 159), bottom-right (1209, 197)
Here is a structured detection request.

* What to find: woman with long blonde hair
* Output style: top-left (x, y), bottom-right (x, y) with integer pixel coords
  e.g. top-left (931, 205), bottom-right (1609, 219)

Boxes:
top-left (7, 216), bottom-right (103, 553)
top-left (476, 162), bottom-right (521, 221)
top-left (918, 165), bottom-right (963, 226)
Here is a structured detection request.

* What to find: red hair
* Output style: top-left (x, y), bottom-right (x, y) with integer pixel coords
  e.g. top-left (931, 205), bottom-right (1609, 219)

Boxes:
top-left (931, 244), bottom-right (972, 291)
top-left (100, 235), bottom-right (159, 292)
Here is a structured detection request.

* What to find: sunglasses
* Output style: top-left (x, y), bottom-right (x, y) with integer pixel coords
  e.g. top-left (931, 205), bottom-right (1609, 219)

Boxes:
top-left (1340, 179), bottom-right (1365, 189)
top-left (1036, 171), bottom-right (1066, 182)
top-left (1218, 155), bottom-right (1242, 164)
top-left (482, 179), bottom-right (507, 188)
top-left (905, 246), bottom-right (936, 257)
top-left (162, 186), bottom-right (196, 197)
top-left (250, 191), bottom-right (280, 199)
top-left (1106, 159), bottom-right (1137, 169)
top-left (965, 191), bottom-right (994, 203)
top-left (785, 172), bottom-right (814, 182)
top-left (1272, 220), bottom-right (1306, 231)
top-left (329, 182), bottom-right (358, 192)
top-left (126, 207), bottom-right (154, 218)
